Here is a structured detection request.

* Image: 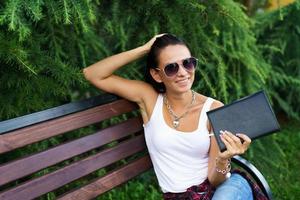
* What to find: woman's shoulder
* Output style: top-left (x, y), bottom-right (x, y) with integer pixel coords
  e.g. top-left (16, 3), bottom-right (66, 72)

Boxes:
top-left (195, 93), bottom-right (224, 110)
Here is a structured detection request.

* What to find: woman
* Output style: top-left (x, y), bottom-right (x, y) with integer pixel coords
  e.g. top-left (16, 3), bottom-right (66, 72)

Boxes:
top-left (83, 34), bottom-right (255, 199)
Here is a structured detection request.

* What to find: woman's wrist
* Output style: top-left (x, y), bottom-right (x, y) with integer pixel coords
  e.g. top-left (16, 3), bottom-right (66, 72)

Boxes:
top-left (215, 157), bottom-right (231, 175)
top-left (216, 156), bottom-right (230, 164)
top-left (139, 44), bottom-right (150, 55)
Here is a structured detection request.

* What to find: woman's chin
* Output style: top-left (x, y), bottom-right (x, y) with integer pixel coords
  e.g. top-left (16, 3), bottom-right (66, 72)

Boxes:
top-left (179, 81), bottom-right (193, 89)
top-left (174, 84), bottom-right (193, 93)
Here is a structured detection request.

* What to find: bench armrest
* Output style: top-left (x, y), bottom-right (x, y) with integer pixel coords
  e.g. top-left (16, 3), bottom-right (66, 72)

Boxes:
top-left (232, 155), bottom-right (273, 200)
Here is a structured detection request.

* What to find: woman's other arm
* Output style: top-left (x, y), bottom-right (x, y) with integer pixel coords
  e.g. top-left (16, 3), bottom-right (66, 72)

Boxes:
top-left (207, 101), bottom-right (251, 187)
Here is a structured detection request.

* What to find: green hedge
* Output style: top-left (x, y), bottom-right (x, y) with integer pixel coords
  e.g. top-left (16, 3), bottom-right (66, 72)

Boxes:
top-left (1, 0), bottom-right (299, 120)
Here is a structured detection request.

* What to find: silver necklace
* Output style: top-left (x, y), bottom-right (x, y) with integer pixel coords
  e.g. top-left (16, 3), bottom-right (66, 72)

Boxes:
top-left (163, 90), bottom-right (196, 129)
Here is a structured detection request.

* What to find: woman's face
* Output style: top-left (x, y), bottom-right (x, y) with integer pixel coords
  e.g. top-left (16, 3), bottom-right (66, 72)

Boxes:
top-left (155, 44), bottom-right (195, 94)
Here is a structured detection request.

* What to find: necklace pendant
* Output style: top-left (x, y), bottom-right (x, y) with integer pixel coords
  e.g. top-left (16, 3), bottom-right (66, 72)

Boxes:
top-left (173, 119), bottom-right (180, 129)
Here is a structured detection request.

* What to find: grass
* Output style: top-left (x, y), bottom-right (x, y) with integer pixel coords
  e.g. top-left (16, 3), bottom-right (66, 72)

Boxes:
top-left (97, 120), bottom-right (300, 200)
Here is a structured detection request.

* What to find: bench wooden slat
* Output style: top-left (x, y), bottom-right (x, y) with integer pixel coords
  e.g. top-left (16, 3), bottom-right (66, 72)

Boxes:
top-left (58, 155), bottom-right (152, 200)
top-left (0, 99), bottom-right (138, 154)
top-left (0, 135), bottom-right (146, 200)
top-left (0, 94), bottom-right (118, 135)
top-left (0, 117), bottom-right (143, 186)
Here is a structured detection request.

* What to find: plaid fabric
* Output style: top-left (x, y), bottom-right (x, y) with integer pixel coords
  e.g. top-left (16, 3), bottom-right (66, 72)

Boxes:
top-left (162, 170), bottom-right (269, 200)
top-left (163, 179), bottom-right (215, 200)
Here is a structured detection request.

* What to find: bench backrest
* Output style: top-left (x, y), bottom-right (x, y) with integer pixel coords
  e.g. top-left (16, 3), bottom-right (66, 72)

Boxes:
top-left (0, 94), bottom-right (152, 200)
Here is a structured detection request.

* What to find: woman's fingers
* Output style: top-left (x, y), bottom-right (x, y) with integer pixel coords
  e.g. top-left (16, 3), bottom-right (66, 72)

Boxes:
top-left (155, 33), bottom-right (167, 38)
top-left (220, 133), bottom-right (234, 150)
top-left (219, 131), bottom-right (240, 158)
top-left (220, 130), bottom-right (251, 157)
top-left (221, 131), bottom-right (242, 150)
top-left (219, 135), bottom-right (233, 159)
top-left (223, 131), bottom-right (242, 145)
top-left (144, 33), bottom-right (167, 50)
top-left (236, 133), bottom-right (251, 148)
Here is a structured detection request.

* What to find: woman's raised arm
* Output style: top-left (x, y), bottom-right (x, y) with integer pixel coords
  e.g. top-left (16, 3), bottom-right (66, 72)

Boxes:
top-left (83, 34), bottom-right (164, 103)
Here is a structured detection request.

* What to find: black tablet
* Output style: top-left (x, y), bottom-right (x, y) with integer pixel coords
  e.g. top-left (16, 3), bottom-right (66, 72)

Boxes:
top-left (206, 90), bottom-right (280, 152)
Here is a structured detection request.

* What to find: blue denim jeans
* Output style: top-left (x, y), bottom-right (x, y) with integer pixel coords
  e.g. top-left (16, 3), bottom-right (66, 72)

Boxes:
top-left (212, 173), bottom-right (253, 200)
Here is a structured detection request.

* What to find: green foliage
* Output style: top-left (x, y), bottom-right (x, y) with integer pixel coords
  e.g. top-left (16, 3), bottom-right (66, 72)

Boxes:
top-left (0, 0), bottom-right (291, 120)
top-left (0, 0), bottom-right (299, 120)
top-left (255, 0), bottom-right (300, 119)
top-left (0, 0), bottom-right (100, 120)
top-left (245, 120), bottom-right (300, 200)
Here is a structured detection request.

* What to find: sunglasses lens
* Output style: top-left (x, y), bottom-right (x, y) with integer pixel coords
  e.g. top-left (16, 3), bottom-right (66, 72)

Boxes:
top-left (164, 63), bottom-right (179, 77)
top-left (183, 57), bottom-right (197, 71)
top-left (162, 57), bottom-right (197, 77)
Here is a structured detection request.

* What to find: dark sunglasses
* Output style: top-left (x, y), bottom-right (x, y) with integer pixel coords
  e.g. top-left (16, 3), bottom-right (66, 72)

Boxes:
top-left (156, 57), bottom-right (198, 77)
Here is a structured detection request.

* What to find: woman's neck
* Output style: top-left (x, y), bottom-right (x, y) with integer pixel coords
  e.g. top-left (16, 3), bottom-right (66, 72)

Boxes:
top-left (164, 90), bottom-right (193, 109)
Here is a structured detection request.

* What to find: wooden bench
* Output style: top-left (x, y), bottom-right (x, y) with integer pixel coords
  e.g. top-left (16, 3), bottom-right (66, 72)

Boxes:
top-left (0, 94), bottom-right (273, 200)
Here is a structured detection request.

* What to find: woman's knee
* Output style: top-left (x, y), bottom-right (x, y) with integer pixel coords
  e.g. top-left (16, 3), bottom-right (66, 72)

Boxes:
top-left (212, 173), bottom-right (253, 200)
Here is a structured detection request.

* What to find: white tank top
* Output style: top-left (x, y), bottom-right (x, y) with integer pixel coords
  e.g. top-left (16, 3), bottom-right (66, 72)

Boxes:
top-left (143, 94), bottom-right (215, 193)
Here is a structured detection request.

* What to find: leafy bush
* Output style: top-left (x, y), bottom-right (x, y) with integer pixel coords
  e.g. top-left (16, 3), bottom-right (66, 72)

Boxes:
top-left (255, 1), bottom-right (300, 119)
top-left (0, 0), bottom-right (286, 119)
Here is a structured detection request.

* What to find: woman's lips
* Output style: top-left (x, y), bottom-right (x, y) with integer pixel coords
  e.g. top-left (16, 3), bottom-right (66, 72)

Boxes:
top-left (176, 78), bottom-right (189, 83)
top-left (175, 78), bottom-right (190, 86)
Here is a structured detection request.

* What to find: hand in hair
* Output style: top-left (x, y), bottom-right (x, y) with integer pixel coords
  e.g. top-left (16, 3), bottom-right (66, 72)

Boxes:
top-left (142, 33), bottom-right (166, 52)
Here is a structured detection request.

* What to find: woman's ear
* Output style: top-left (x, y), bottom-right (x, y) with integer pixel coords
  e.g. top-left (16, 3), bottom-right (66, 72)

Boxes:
top-left (150, 68), bottom-right (163, 83)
